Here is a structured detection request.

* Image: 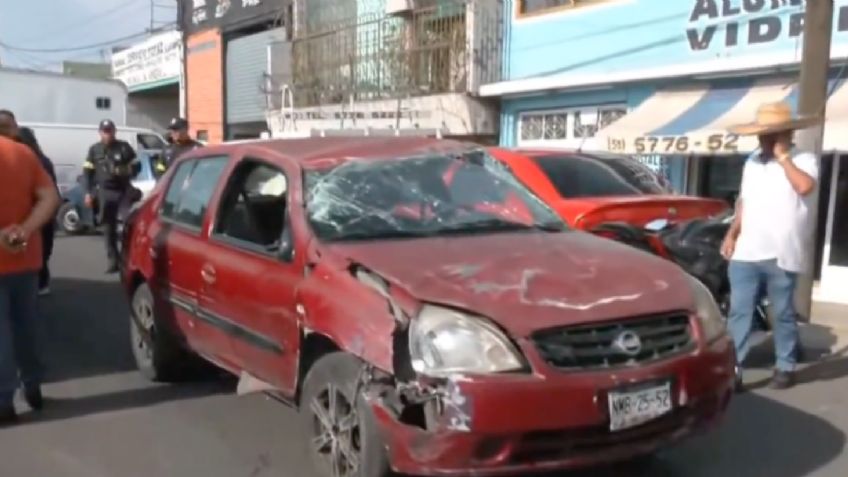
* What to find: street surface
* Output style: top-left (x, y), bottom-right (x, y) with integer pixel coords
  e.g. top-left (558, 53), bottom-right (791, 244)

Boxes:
top-left (0, 235), bottom-right (846, 477)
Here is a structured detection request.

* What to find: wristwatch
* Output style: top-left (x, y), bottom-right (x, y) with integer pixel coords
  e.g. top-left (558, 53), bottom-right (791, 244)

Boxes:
top-left (776, 153), bottom-right (792, 164)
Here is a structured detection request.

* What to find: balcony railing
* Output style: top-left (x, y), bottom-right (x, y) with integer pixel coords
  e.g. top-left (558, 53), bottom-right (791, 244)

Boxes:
top-left (286, 0), bottom-right (502, 108)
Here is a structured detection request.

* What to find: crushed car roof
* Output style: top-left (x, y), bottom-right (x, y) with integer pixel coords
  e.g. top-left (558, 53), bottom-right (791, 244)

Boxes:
top-left (193, 137), bottom-right (480, 168)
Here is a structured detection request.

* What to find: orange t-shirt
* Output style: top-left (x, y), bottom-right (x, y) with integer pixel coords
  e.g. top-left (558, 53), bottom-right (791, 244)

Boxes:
top-left (0, 136), bottom-right (53, 274)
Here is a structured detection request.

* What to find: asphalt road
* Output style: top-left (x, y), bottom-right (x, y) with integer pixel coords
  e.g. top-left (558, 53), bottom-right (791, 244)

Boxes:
top-left (0, 235), bottom-right (846, 477)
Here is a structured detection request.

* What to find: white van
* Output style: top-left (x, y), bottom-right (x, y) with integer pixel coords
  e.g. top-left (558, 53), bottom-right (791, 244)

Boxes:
top-left (21, 122), bottom-right (166, 191)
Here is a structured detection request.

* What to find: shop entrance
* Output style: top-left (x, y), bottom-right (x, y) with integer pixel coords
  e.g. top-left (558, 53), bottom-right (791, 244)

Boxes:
top-left (820, 155), bottom-right (848, 304)
top-left (692, 154), bottom-right (836, 281)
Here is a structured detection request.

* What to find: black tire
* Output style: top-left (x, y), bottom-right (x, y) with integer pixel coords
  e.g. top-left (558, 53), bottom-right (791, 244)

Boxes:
top-left (300, 352), bottom-right (391, 477)
top-left (57, 202), bottom-right (86, 235)
top-left (129, 283), bottom-right (188, 382)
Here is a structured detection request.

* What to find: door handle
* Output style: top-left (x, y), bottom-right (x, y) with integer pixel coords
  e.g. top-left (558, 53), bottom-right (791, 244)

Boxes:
top-left (201, 265), bottom-right (216, 285)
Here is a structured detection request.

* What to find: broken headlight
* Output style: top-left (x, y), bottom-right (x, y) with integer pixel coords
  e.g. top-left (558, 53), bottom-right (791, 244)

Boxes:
top-left (409, 305), bottom-right (524, 377)
top-left (686, 274), bottom-right (725, 343)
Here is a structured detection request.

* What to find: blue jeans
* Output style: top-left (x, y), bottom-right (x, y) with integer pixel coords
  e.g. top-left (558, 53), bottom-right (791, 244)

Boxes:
top-left (728, 259), bottom-right (799, 372)
top-left (0, 272), bottom-right (43, 407)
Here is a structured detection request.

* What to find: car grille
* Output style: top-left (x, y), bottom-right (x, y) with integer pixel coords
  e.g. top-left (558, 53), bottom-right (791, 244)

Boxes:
top-left (532, 313), bottom-right (694, 371)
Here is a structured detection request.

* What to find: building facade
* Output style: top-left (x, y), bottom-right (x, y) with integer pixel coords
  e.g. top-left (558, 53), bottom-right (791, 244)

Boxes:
top-left (482, 0), bottom-right (848, 305)
top-left (112, 29), bottom-right (183, 131)
top-left (264, 0), bottom-right (503, 140)
top-left (179, 0), bottom-right (291, 142)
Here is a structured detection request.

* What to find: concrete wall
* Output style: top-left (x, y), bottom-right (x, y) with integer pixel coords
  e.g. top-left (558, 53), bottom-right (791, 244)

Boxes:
top-left (187, 29), bottom-right (224, 144)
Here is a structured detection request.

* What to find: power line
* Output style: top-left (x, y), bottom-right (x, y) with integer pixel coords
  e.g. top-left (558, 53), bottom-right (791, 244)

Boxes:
top-left (14, 0), bottom-right (146, 45)
top-left (0, 27), bottom-right (173, 54)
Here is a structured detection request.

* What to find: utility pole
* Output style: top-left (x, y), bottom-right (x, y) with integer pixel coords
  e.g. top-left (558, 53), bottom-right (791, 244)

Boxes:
top-left (794, 0), bottom-right (834, 322)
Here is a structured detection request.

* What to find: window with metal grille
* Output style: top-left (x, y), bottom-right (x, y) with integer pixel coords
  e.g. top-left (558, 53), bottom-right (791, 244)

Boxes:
top-left (518, 0), bottom-right (620, 16)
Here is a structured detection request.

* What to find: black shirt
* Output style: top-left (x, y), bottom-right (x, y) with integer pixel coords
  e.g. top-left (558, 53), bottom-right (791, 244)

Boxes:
top-left (157, 138), bottom-right (203, 174)
top-left (83, 139), bottom-right (139, 193)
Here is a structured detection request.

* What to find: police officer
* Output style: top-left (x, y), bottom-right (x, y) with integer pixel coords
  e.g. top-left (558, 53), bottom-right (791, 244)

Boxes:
top-left (83, 119), bottom-right (140, 273)
top-left (155, 117), bottom-right (202, 175)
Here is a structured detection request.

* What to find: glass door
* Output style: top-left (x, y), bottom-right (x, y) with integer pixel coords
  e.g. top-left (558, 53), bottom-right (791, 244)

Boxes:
top-left (819, 154), bottom-right (848, 303)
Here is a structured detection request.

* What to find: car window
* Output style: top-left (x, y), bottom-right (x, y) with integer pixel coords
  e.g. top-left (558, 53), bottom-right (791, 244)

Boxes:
top-left (214, 161), bottom-right (289, 251)
top-left (531, 154), bottom-right (670, 198)
top-left (304, 149), bottom-right (566, 242)
top-left (161, 161), bottom-right (196, 219)
top-left (161, 157), bottom-right (229, 228)
top-left (137, 133), bottom-right (166, 150)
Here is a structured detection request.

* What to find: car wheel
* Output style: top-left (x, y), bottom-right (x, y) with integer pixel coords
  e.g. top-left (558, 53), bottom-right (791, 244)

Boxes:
top-left (300, 352), bottom-right (391, 477)
top-left (58, 202), bottom-right (85, 235)
top-left (130, 283), bottom-right (187, 382)
top-left (718, 291), bottom-right (730, 322)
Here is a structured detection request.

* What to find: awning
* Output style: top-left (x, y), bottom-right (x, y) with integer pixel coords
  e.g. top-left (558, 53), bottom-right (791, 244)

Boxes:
top-left (597, 78), bottom-right (848, 156)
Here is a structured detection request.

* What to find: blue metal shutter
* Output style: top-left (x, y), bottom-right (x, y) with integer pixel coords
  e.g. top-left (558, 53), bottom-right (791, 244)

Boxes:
top-left (225, 28), bottom-right (286, 124)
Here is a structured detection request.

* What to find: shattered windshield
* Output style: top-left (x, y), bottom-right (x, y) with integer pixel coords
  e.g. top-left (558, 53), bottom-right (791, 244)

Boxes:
top-left (304, 150), bottom-right (566, 241)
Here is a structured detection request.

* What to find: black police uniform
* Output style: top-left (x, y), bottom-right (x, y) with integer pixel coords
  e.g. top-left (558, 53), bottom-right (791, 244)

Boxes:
top-left (83, 129), bottom-right (140, 271)
top-left (155, 118), bottom-right (202, 175)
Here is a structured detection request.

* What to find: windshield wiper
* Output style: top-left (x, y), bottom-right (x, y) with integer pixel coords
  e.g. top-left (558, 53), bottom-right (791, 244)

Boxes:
top-left (328, 229), bottom-right (434, 242)
top-left (435, 219), bottom-right (558, 235)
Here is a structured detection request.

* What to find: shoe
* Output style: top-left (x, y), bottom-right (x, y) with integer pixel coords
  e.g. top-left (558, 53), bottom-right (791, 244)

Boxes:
top-left (38, 286), bottom-right (51, 296)
top-left (24, 386), bottom-right (43, 411)
top-left (771, 370), bottom-right (795, 390)
top-left (0, 406), bottom-right (17, 426)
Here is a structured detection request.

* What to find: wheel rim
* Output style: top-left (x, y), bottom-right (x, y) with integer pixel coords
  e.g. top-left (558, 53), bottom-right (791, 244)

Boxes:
top-left (310, 384), bottom-right (361, 477)
top-left (718, 293), bottom-right (730, 322)
top-left (132, 293), bottom-right (155, 362)
top-left (63, 209), bottom-right (80, 231)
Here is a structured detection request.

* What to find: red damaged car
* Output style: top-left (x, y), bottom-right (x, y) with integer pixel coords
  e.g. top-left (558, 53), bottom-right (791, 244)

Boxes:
top-left (121, 137), bottom-right (735, 477)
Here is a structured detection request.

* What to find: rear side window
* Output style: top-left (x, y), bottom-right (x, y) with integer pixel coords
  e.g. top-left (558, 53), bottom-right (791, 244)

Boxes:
top-left (531, 154), bottom-right (669, 198)
top-left (137, 133), bottom-right (166, 150)
top-left (162, 156), bottom-right (229, 228)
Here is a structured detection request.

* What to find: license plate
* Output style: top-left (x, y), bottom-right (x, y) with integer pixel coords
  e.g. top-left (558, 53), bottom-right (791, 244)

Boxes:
top-left (608, 381), bottom-right (673, 432)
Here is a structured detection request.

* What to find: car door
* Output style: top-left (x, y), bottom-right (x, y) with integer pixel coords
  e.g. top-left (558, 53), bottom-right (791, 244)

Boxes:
top-left (150, 155), bottom-right (237, 368)
top-left (196, 155), bottom-right (302, 396)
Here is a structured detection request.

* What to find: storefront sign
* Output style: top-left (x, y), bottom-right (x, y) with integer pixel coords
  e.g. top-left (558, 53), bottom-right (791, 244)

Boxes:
top-left (688, 0), bottom-right (848, 51)
top-left (112, 31), bottom-right (182, 90)
top-left (181, 0), bottom-right (283, 34)
top-left (607, 132), bottom-right (747, 155)
top-left (267, 93), bottom-right (498, 137)
top-left (505, 1), bottom-right (848, 83)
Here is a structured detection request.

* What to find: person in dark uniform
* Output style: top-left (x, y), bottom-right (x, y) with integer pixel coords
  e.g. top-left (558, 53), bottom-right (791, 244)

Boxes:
top-left (83, 120), bottom-right (140, 274)
top-left (155, 117), bottom-right (202, 176)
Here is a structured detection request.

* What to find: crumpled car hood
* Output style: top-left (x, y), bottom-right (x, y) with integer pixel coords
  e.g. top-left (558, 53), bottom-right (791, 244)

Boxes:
top-left (326, 231), bottom-right (695, 337)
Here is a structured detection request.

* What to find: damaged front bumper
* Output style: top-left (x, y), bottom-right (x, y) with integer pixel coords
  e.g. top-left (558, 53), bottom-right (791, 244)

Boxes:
top-left (368, 335), bottom-right (735, 476)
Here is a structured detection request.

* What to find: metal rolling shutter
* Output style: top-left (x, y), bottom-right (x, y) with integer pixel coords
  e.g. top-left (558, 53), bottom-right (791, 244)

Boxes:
top-left (225, 28), bottom-right (286, 125)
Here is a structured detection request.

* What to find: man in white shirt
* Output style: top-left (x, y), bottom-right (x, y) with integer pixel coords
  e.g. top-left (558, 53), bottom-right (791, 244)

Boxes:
top-left (721, 101), bottom-right (820, 390)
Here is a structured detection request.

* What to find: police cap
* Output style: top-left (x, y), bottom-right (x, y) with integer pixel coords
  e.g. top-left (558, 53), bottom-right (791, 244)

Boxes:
top-left (99, 119), bottom-right (116, 132)
top-left (168, 117), bottom-right (189, 131)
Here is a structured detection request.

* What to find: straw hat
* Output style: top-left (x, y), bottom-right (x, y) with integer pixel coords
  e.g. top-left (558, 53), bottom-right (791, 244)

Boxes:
top-left (729, 101), bottom-right (821, 136)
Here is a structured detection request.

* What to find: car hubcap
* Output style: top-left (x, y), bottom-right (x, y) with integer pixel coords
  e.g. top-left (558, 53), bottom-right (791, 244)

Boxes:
top-left (64, 210), bottom-right (80, 230)
top-left (310, 384), bottom-right (361, 477)
top-left (133, 295), bottom-right (155, 361)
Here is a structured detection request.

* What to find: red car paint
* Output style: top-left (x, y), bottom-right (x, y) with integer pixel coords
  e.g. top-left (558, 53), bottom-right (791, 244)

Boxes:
top-left (487, 148), bottom-right (730, 230)
top-left (122, 137), bottom-right (734, 476)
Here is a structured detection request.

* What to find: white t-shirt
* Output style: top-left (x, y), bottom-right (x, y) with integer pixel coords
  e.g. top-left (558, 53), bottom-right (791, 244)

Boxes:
top-left (732, 149), bottom-right (819, 273)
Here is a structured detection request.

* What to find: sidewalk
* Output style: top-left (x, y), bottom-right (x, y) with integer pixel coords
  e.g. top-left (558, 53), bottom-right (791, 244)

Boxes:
top-left (812, 300), bottom-right (848, 332)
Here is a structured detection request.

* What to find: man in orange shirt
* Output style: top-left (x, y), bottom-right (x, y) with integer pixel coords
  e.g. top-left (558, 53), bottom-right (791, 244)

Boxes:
top-left (0, 134), bottom-right (60, 424)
